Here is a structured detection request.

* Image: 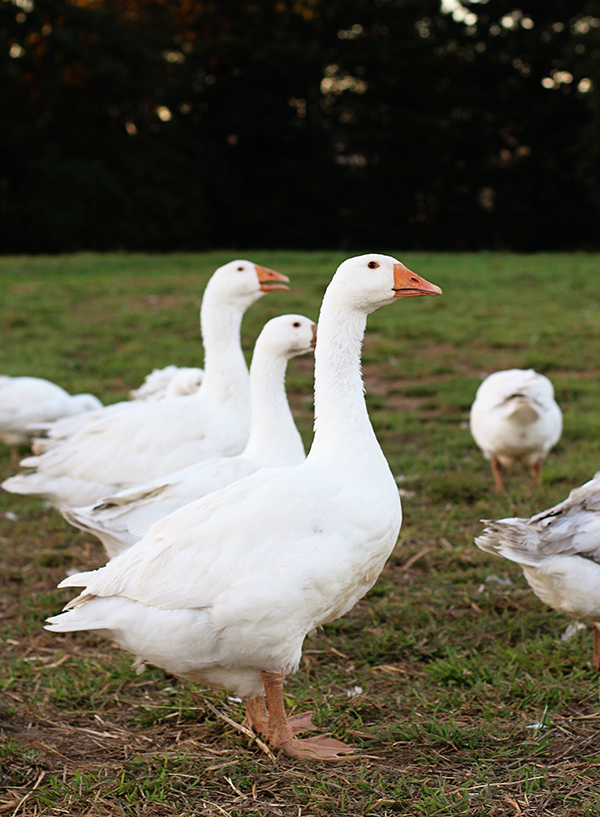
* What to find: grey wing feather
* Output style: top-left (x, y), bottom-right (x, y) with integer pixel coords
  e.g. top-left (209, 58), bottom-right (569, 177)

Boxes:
top-left (476, 473), bottom-right (600, 566)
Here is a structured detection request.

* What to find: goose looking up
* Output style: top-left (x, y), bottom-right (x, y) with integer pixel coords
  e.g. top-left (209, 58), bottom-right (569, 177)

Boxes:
top-left (65, 313), bottom-right (317, 558)
top-left (0, 376), bottom-right (102, 461)
top-left (2, 260), bottom-right (289, 509)
top-left (469, 369), bottom-right (562, 493)
top-left (45, 254), bottom-right (442, 760)
top-left (476, 473), bottom-right (600, 670)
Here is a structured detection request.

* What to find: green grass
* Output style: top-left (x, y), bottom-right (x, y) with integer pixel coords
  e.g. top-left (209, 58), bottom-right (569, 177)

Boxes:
top-left (1, 251), bottom-right (600, 816)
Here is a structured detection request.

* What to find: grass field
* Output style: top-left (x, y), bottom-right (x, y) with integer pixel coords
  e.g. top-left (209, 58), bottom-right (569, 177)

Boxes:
top-left (1, 251), bottom-right (600, 816)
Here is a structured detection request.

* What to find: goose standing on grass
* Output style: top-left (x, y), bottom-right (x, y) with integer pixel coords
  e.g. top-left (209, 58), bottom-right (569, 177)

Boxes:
top-left (2, 260), bottom-right (289, 509)
top-left (0, 377), bottom-right (102, 461)
top-left (45, 254), bottom-right (442, 761)
top-left (469, 369), bottom-right (562, 493)
top-left (65, 314), bottom-right (317, 558)
top-left (476, 473), bottom-right (600, 670)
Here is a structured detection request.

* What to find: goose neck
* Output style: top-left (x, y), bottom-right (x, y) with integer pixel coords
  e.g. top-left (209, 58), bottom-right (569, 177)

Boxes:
top-left (242, 353), bottom-right (303, 462)
top-left (199, 291), bottom-right (249, 401)
top-left (308, 297), bottom-right (379, 466)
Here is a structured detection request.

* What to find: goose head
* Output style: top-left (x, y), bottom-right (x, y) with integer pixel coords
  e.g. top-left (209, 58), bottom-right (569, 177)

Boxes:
top-left (206, 260), bottom-right (290, 310)
top-left (327, 254), bottom-right (442, 313)
top-left (254, 314), bottom-right (317, 361)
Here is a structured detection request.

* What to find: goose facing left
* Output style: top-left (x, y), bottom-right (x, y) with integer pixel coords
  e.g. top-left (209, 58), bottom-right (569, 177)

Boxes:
top-left (2, 260), bottom-right (289, 510)
top-left (45, 253), bottom-right (442, 761)
top-left (0, 376), bottom-right (102, 461)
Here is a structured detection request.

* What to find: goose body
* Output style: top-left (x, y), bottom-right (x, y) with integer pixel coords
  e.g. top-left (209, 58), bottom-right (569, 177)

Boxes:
top-left (469, 369), bottom-right (562, 492)
top-left (476, 474), bottom-right (600, 669)
top-left (66, 314), bottom-right (316, 557)
top-left (31, 367), bottom-right (205, 454)
top-left (45, 253), bottom-right (442, 760)
top-left (0, 377), bottom-right (102, 460)
top-left (31, 401), bottom-right (143, 452)
top-left (2, 260), bottom-right (288, 509)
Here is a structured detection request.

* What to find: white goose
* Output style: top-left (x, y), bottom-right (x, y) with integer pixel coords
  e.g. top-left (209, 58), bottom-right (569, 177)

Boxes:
top-left (129, 366), bottom-right (204, 401)
top-left (65, 314), bottom-right (316, 558)
top-left (45, 253), bottom-right (442, 760)
top-left (476, 474), bottom-right (600, 670)
top-left (0, 376), bottom-right (102, 461)
top-left (2, 260), bottom-right (289, 509)
top-left (469, 369), bottom-right (562, 493)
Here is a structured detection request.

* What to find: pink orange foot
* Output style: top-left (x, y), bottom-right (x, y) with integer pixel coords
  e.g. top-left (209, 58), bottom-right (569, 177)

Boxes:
top-left (287, 712), bottom-right (316, 735)
top-left (243, 700), bottom-right (315, 740)
top-left (261, 669), bottom-right (356, 761)
top-left (242, 695), bottom-right (269, 736)
top-left (282, 734), bottom-right (357, 760)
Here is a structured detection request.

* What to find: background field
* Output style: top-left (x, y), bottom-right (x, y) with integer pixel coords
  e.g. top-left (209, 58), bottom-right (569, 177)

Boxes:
top-left (1, 251), bottom-right (600, 816)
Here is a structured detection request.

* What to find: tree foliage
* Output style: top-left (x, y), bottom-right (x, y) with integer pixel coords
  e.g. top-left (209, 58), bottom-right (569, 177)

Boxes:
top-left (1, 0), bottom-right (599, 251)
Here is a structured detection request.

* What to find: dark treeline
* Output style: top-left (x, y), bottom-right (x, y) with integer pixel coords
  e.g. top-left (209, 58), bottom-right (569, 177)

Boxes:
top-left (1, 0), bottom-right (599, 252)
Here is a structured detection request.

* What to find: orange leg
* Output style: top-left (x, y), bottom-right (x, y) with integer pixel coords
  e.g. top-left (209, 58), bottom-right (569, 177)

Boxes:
top-left (593, 625), bottom-right (600, 672)
top-left (10, 444), bottom-right (18, 463)
top-left (243, 693), bottom-right (315, 739)
top-left (530, 459), bottom-right (543, 487)
top-left (243, 695), bottom-right (269, 736)
top-left (490, 457), bottom-right (504, 494)
top-left (261, 669), bottom-right (355, 760)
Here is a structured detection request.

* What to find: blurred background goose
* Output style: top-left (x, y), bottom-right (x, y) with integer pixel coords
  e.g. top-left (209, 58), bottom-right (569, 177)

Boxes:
top-left (45, 253), bottom-right (442, 760)
top-left (129, 365), bottom-right (204, 401)
top-left (469, 368), bottom-right (562, 493)
top-left (0, 376), bottom-right (102, 461)
top-left (476, 473), bottom-right (600, 670)
top-left (2, 259), bottom-right (289, 509)
top-left (66, 314), bottom-right (316, 557)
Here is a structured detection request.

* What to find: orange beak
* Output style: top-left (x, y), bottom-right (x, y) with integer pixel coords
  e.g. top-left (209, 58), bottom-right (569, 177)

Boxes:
top-left (255, 265), bottom-right (290, 292)
top-left (310, 323), bottom-right (317, 349)
top-left (392, 263), bottom-right (442, 298)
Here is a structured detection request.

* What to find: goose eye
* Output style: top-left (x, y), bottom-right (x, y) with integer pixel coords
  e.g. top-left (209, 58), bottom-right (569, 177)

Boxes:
top-left (293, 321), bottom-right (301, 327)
top-left (237, 266), bottom-right (244, 271)
top-left (367, 261), bottom-right (379, 269)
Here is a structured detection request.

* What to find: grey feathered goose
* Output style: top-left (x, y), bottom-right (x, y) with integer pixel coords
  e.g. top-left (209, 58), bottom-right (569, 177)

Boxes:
top-left (476, 473), bottom-right (600, 670)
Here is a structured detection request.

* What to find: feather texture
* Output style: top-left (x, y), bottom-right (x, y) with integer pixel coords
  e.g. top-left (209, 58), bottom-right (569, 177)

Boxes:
top-left (476, 474), bottom-right (600, 625)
